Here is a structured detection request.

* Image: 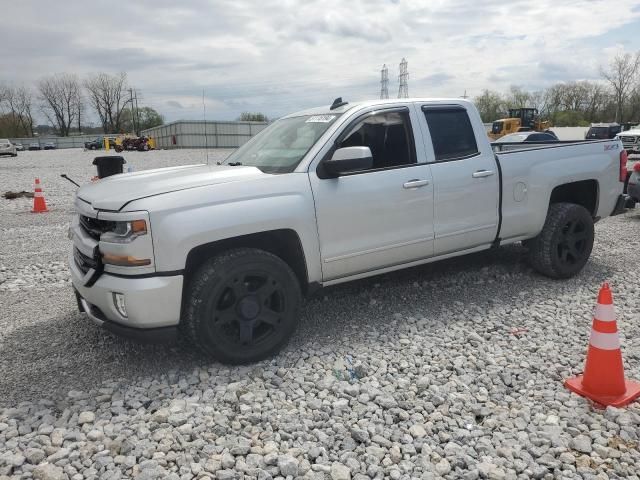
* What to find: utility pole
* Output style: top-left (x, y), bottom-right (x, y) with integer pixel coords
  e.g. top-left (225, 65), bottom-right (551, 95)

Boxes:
top-left (380, 64), bottom-right (389, 99)
top-left (129, 88), bottom-right (137, 135)
top-left (462, 90), bottom-right (468, 99)
top-left (398, 58), bottom-right (409, 99)
top-left (134, 89), bottom-right (141, 136)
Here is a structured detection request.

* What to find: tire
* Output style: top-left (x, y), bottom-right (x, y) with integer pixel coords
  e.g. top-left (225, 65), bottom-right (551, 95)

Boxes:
top-left (183, 248), bottom-right (302, 364)
top-left (527, 202), bottom-right (594, 279)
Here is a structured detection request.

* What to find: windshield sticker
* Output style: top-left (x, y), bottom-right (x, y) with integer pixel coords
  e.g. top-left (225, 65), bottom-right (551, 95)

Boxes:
top-left (306, 115), bottom-right (336, 123)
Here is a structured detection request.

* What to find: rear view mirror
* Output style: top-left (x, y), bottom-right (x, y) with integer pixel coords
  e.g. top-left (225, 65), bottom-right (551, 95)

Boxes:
top-left (324, 146), bottom-right (373, 177)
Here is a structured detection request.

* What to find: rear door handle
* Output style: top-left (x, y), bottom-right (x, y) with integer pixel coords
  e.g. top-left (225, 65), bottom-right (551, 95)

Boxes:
top-left (472, 170), bottom-right (495, 178)
top-left (403, 179), bottom-right (430, 189)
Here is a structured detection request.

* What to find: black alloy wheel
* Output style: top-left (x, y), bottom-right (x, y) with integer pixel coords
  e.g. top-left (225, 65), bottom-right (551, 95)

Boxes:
top-left (184, 248), bottom-right (301, 364)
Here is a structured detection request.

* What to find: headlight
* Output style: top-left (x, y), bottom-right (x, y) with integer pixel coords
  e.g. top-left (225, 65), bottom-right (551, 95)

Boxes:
top-left (101, 219), bottom-right (147, 244)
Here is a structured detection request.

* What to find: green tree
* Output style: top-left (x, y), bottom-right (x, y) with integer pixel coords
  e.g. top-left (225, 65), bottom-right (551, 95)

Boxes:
top-left (553, 110), bottom-right (589, 127)
top-left (238, 112), bottom-right (268, 122)
top-left (122, 106), bottom-right (164, 133)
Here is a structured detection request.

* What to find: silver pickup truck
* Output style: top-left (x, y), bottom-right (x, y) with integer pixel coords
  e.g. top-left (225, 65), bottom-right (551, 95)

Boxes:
top-left (69, 98), bottom-right (630, 363)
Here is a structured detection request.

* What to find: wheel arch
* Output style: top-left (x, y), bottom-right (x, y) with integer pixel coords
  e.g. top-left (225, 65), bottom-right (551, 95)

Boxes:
top-left (549, 179), bottom-right (599, 216)
top-left (182, 229), bottom-right (310, 301)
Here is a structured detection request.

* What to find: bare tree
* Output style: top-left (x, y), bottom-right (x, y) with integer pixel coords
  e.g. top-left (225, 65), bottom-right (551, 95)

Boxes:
top-left (473, 89), bottom-right (504, 122)
top-left (504, 85), bottom-right (532, 109)
top-left (601, 51), bottom-right (640, 122)
top-left (38, 73), bottom-right (82, 136)
top-left (0, 85), bottom-right (35, 136)
top-left (84, 72), bottom-right (129, 133)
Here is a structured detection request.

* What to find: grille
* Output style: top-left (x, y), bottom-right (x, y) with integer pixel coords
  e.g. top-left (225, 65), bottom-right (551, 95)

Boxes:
top-left (74, 247), bottom-right (99, 275)
top-left (620, 136), bottom-right (638, 144)
top-left (79, 215), bottom-right (115, 240)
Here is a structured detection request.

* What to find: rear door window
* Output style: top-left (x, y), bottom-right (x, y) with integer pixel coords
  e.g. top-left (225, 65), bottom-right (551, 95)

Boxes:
top-left (423, 107), bottom-right (479, 161)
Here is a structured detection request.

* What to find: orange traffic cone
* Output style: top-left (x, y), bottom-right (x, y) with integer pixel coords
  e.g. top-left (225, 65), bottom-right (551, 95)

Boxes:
top-left (565, 283), bottom-right (640, 407)
top-left (31, 178), bottom-right (49, 213)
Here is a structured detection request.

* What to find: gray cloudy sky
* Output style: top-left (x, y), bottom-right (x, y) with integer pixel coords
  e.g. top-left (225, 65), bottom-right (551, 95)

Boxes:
top-left (2, 0), bottom-right (640, 123)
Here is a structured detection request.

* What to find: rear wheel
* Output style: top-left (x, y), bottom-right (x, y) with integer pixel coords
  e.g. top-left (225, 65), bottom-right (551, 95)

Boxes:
top-left (183, 248), bottom-right (302, 364)
top-left (527, 202), bottom-right (594, 279)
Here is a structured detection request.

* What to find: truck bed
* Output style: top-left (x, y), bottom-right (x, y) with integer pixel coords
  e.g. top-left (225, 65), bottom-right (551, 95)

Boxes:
top-left (492, 139), bottom-right (622, 243)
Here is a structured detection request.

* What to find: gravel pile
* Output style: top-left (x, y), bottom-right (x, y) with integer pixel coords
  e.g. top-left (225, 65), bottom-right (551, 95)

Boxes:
top-left (1, 149), bottom-right (640, 479)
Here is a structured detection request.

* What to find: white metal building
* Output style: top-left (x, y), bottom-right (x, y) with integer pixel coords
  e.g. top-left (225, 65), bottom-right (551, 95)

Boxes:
top-left (141, 120), bottom-right (268, 149)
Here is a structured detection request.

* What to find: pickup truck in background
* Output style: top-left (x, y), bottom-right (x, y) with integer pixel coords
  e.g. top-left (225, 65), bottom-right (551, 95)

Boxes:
top-left (617, 128), bottom-right (640, 154)
top-left (69, 98), bottom-right (630, 363)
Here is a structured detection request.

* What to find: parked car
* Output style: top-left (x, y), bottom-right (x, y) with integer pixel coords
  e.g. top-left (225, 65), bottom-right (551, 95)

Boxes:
top-left (28, 143), bottom-right (41, 151)
top-left (494, 131), bottom-right (558, 143)
top-left (43, 142), bottom-right (56, 150)
top-left (492, 131), bottom-right (558, 152)
top-left (0, 139), bottom-right (18, 157)
top-left (585, 123), bottom-right (622, 140)
top-left (69, 97), bottom-right (630, 364)
top-left (14, 142), bottom-right (24, 151)
top-left (617, 128), bottom-right (640, 154)
top-left (627, 163), bottom-right (640, 204)
top-left (84, 137), bottom-right (116, 150)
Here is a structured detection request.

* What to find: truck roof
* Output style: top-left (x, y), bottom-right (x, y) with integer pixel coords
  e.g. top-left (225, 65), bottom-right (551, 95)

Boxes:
top-left (283, 98), bottom-right (474, 118)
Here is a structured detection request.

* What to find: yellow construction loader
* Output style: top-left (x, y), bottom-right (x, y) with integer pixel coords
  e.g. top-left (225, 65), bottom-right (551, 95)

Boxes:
top-left (488, 108), bottom-right (552, 140)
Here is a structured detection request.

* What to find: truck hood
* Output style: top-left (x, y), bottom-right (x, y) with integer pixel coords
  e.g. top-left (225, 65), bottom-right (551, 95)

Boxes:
top-left (77, 164), bottom-right (266, 211)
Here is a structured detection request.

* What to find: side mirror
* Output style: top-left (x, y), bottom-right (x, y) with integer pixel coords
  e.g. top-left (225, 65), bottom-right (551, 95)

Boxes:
top-left (324, 146), bottom-right (373, 177)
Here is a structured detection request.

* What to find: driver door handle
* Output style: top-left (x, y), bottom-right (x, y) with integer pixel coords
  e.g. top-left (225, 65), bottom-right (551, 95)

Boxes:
top-left (472, 170), bottom-right (495, 178)
top-left (403, 179), bottom-right (430, 189)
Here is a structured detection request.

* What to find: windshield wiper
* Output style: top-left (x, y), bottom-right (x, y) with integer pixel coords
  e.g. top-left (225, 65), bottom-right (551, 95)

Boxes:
top-left (227, 162), bottom-right (243, 166)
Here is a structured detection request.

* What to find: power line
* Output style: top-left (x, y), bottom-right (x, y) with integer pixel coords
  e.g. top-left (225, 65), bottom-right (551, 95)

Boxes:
top-left (398, 58), bottom-right (409, 99)
top-left (380, 64), bottom-right (389, 99)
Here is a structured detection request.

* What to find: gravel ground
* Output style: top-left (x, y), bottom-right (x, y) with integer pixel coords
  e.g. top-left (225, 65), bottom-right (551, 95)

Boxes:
top-left (1, 149), bottom-right (640, 479)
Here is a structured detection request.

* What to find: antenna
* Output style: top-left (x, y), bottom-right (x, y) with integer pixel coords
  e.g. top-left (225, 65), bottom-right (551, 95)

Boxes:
top-left (397, 58), bottom-right (409, 99)
top-left (202, 89), bottom-right (209, 165)
top-left (380, 64), bottom-right (389, 99)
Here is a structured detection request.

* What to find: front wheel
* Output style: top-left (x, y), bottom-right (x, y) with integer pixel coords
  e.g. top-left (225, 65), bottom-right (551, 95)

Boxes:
top-left (183, 248), bottom-right (302, 364)
top-left (527, 202), bottom-right (594, 279)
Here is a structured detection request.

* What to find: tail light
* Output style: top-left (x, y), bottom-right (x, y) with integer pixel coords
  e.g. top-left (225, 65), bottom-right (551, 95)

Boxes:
top-left (634, 162), bottom-right (640, 172)
top-left (619, 150), bottom-right (628, 182)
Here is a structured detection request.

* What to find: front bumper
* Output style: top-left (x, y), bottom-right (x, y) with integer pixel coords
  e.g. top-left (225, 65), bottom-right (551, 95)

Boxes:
top-left (70, 251), bottom-right (183, 334)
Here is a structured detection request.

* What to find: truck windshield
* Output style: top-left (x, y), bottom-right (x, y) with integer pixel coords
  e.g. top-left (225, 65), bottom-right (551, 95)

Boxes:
top-left (222, 114), bottom-right (341, 173)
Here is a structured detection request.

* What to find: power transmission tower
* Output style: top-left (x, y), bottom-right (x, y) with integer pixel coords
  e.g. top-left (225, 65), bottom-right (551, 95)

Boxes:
top-left (398, 58), bottom-right (409, 99)
top-left (380, 64), bottom-right (389, 99)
